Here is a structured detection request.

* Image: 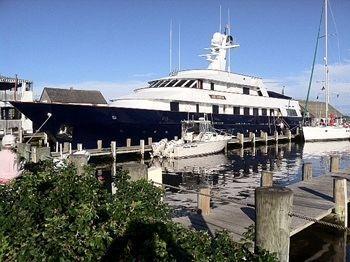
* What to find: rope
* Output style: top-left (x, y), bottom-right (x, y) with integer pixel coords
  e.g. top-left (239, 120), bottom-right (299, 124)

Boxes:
top-left (289, 212), bottom-right (348, 231)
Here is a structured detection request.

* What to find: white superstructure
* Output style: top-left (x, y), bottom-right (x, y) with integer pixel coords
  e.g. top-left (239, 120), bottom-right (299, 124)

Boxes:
top-left (111, 30), bottom-right (301, 120)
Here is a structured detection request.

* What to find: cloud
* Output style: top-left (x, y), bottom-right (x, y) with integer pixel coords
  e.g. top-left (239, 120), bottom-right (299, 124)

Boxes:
top-left (264, 61), bottom-right (350, 115)
top-left (36, 80), bottom-right (147, 101)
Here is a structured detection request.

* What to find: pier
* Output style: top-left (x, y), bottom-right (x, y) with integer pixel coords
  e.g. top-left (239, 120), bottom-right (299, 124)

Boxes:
top-left (153, 155), bottom-right (350, 261)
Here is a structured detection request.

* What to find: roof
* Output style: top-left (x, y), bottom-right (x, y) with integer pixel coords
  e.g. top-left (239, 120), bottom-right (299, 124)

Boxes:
top-left (40, 87), bottom-right (107, 104)
top-left (298, 100), bottom-right (343, 118)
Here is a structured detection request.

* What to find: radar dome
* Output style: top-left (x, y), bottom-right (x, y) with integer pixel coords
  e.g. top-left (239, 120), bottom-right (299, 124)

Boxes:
top-left (212, 32), bottom-right (223, 45)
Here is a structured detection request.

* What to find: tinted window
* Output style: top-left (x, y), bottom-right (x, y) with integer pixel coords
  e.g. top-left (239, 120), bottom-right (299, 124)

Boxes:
top-left (212, 105), bottom-right (219, 114)
top-left (286, 109), bottom-right (298, 116)
top-left (196, 104), bottom-right (199, 113)
top-left (244, 107), bottom-right (250, 115)
top-left (185, 80), bottom-right (195, 87)
top-left (175, 80), bottom-right (187, 87)
top-left (270, 109), bottom-right (275, 116)
top-left (210, 82), bottom-right (215, 90)
top-left (257, 90), bottom-right (263, 96)
top-left (243, 87), bottom-right (249, 95)
top-left (253, 108), bottom-right (259, 116)
top-left (170, 102), bottom-right (179, 112)
top-left (234, 107), bottom-right (240, 115)
top-left (262, 108), bottom-right (267, 116)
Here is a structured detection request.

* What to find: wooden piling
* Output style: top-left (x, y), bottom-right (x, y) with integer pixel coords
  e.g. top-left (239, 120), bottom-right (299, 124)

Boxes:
top-left (333, 178), bottom-right (348, 227)
top-left (126, 138), bottom-right (131, 147)
top-left (59, 143), bottom-right (63, 158)
top-left (250, 132), bottom-right (256, 146)
top-left (274, 130), bottom-right (279, 142)
top-left (19, 128), bottom-right (23, 143)
top-left (31, 146), bottom-right (37, 163)
top-left (111, 141), bottom-right (116, 160)
top-left (55, 141), bottom-right (59, 153)
top-left (302, 162), bottom-right (313, 181)
top-left (148, 137), bottom-right (153, 145)
top-left (237, 133), bottom-right (244, 147)
top-left (330, 155), bottom-right (340, 172)
top-left (97, 140), bottom-right (102, 150)
top-left (77, 143), bottom-right (83, 151)
top-left (140, 139), bottom-right (145, 159)
top-left (261, 131), bottom-right (268, 145)
top-left (174, 136), bottom-right (178, 141)
top-left (255, 187), bottom-right (293, 262)
top-left (286, 129), bottom-right (292, 141)
top-left (69, 143), bottom-right (72, 154)
top-left (261, 171), bottom-right (273, 187)
top-left (63, 142), bottom-right (70, 153)
top-left (197, 187), bottom-right (211, 215)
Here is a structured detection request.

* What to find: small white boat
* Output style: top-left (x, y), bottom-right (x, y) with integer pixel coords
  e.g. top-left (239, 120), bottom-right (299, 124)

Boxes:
top-left (152, 117), bottom-right (232, 159)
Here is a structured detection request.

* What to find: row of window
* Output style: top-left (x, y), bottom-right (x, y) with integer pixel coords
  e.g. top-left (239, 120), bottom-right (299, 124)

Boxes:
top-left (170, 102), bottom-right (280, 116)
top-left (151, 79), bottom-right (260, 96)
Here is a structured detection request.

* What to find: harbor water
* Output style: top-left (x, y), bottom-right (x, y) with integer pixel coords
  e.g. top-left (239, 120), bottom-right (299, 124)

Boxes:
top-left (94, 141), bottom-right (350, 261)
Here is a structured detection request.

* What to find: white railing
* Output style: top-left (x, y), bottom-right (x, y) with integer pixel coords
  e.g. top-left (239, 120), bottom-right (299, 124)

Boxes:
top-left (0, 120), bottom-right (22, 130)
top-left (0, 91), bottom-right (22, 101)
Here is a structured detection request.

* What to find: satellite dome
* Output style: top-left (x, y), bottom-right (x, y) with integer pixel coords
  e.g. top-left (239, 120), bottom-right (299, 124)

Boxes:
top-left (212, 32), bottom-right (223, 45)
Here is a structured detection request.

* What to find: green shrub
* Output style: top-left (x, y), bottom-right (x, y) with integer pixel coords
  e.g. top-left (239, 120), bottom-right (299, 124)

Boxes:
top-left (0, 161), bottom-right (276, 261)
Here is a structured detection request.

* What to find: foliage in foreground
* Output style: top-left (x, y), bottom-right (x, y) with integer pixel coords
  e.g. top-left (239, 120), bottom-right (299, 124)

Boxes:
top-left (0, 161), bottom-right (277, 261)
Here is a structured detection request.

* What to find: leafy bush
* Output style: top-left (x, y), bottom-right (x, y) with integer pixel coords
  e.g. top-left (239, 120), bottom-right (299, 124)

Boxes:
top-left (0, 161), bottom-right (276, 261)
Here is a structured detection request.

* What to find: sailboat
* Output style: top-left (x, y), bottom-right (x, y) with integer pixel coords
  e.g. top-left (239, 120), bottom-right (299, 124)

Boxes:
top-left (302, 0), bottom-right (350, 142)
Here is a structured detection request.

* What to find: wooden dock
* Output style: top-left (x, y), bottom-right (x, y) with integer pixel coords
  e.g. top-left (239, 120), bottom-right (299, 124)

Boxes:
top-left (173, 174), bottom-right (348, 240)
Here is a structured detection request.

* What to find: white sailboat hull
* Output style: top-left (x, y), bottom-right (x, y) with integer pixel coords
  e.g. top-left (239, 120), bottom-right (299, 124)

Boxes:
top-left (170, 139), bottom-right (228, 159)
top-left (302, 126), bottom-right (350, 142)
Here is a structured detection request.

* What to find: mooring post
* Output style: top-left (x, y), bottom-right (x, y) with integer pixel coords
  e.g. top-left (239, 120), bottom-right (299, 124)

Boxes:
top-left (55, 141), bottom-right (59, 153)
top-left (274, 130), bottom-right (279, 142)
top-left (261, 171), bottom-right (273, 187)
top-left (255, 187), bottom-right (293, 262)
top-left (330, 155), bottom-right (340, 172)
top-left (69, 143), bottom-right (72, 155)
top-left (19, 128), bottom-right (23, 143)
top-left (237, 133), bottom-right (244, 147)
top-left (251, 132), bottom-right (256, 146)
top-left (31, 146), bottom-right (37, 163)
top-left (97, 140), bottom-right (102, 150)
top-left (77, 143), bottom-right (83, 151)
top-left (59, 143), bottom-right (63, 158)
top-left (63, 142), bottom-right (70, 153)
top-left (68, 155), bottom-right (88, 176)
top-left (174, 136), bottom-right (178, 141)
top-left (302, 162), bottom-right (313, 181)
top-left (148, 137), bottom-right (153, 145)
top-left (263, 132), bottom-right (268, 145)
top-left (286, 129), bottom-right (292, 141)
top-left (44, 133), bottom-right (48, 147)
top-left (333, 178), bottom-right (348, 227)
top-left (126, 138), bottom-right (131, 147)
top-left (111, 141), bottom-right (116, 160)
top-left (197, 187), bottom-right (211, 215)
top-left (296, 127), bottom-right (300, 137)
top-left (140, 139), bottom-right (145, 159)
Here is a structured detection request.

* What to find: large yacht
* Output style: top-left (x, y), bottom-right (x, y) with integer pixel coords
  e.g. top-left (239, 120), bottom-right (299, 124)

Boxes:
top-left (12, 30), bottom-right (302, 148)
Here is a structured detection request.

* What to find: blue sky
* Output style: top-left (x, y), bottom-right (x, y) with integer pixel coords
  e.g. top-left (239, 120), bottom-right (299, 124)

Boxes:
top-left (1, 0), bottom-right (350, 113)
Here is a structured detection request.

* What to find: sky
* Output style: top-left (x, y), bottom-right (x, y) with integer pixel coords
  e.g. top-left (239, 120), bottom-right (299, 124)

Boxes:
top-left (1, 0), bottom-right (350, 113)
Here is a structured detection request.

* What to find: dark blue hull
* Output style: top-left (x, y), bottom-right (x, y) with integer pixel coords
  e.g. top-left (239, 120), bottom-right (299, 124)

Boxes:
top-left (12, 102), bottom-right (302, 148)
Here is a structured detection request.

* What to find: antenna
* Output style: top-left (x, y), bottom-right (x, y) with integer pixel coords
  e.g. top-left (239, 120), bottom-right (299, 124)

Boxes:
top-left (178, 23), bottom-right (181, 70)
top-left (219, 5), bottom-right (222, 33)
top-left (227, 8), bottom-right (231, 72)
top-left (169, 19), bottom-right (173, 73)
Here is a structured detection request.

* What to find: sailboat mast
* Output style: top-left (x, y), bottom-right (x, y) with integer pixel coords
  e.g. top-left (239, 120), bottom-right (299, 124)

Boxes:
top-left (325, 0), bottom-right (329, 124)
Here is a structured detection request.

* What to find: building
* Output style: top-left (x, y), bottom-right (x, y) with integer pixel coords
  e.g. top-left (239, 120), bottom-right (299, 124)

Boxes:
top-left (298, 100), bottom-right (344, 118)
top-left (0, 75), bottom-right (33, 135)
top-left (40, 87), bottom-right (107, 104)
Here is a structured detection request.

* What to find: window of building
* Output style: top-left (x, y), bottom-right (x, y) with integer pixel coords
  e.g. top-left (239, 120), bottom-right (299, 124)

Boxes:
top-left (170, 102), bottom-right (179, 112)
top-left (262, 108), bottom-right (267, 116)
top-left (234, 107), bottom-right (240, 115)
top-left (253, 108), bottom-right (259, 116)
top-left (244, 107), bottom-right (250, 116)
top-left (210, 82), bottom-right (215, 90)
top-left (212, 105), bottom-right (219, 114)
top-left (257, 90), bottom-right (263, 96)
top-left (286, 109), bottom-right (298, 116)
top-left (196, 104), bottom-right (199, 113)
top-left (243, 87), bottom-right (250, 95)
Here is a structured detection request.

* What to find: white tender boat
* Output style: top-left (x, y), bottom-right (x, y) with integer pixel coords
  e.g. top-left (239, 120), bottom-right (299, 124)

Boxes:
top-left (152, 117), bottom-right (232, 159)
